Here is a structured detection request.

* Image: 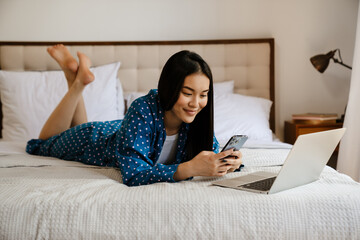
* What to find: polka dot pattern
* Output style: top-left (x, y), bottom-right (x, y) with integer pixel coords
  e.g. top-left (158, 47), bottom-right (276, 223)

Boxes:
top-left (26, 89), bottom-right (220, 186)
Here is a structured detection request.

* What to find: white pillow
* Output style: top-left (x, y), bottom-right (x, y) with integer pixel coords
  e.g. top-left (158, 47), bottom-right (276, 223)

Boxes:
top-left (213, 80), bottom-right (234, 97)
top-left (116, 77), bottom-right (125, 119)
top-left (124, 92), bottom-right (147, 110)
top-left (214, 93), bottom-right (273, 146)
top-left (0, 62), bottom-right (123, 141)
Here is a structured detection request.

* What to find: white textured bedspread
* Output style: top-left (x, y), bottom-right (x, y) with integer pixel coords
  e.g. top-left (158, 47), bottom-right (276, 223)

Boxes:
top-left (1, 142), bottom-right (360, 240)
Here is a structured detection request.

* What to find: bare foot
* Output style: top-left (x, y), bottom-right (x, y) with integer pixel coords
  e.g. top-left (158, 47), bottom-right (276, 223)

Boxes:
top-left (74, 52), bottom-right (94, 86)
top-left (47, 44), bottom-right (78, 85)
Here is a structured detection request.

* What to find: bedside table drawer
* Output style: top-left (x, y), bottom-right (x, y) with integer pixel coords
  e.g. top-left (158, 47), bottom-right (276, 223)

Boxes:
top-left (285, 121), bottom-right (343, 144)
top-left (298, 126), bottom-right (340, 135)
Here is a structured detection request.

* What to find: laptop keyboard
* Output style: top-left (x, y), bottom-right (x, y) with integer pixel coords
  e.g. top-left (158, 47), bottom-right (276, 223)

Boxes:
top-left (240, 177), bottom-right (277, 191)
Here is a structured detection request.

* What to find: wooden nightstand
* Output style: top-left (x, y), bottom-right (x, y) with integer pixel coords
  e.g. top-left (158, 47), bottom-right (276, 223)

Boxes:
top-left (284, 121), bottom-right (343, 169)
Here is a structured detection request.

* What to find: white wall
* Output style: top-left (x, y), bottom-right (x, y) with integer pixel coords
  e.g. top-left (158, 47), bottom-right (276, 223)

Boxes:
top-left (0, 0), bottom-right (358, 139)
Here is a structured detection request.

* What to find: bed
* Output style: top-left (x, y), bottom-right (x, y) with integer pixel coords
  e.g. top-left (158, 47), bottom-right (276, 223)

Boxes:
top-left (0, 39), bottom-right (359, 239)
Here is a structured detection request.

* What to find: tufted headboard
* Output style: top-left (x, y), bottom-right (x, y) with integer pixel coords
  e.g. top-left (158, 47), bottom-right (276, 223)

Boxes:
top-left (0, 39), bottom-right (275, 132)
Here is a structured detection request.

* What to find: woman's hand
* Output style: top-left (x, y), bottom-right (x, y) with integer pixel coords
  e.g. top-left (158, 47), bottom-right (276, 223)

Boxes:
top-left (173, 149), bottom-right (243, 181)
top-left (222, 150), bottom-right (243, 173)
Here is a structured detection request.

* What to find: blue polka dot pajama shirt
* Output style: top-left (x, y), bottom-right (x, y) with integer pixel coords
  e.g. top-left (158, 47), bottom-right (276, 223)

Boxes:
top-left (26, 89), bottom-right (220, 186)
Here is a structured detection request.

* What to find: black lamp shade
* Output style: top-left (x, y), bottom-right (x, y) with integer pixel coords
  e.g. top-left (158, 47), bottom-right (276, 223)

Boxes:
top-left (310, 50), bottom-right (336, 73)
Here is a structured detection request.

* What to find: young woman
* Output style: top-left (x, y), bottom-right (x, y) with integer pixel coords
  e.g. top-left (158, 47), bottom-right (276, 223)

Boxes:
top-left (26, 45), bottom-right (243, 186)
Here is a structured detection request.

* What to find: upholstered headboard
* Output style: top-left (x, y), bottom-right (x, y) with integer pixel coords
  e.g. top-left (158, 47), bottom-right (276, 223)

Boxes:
top-left (0, 39), bottom-right (275, 133)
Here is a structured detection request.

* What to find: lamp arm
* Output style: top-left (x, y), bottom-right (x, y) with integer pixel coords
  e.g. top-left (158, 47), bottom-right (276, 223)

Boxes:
top-left (332, 58), bottom-right (352, 69)
top-left (332, 49), bottom-right (352, 69)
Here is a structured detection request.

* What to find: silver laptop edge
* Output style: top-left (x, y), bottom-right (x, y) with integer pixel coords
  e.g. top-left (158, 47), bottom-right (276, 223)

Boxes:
top-left (213, 128), bottom-right (346, 194)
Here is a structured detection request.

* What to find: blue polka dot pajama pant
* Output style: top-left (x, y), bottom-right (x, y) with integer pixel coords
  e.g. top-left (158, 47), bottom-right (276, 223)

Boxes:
top-left (26, 120), bottom-right (123, 167)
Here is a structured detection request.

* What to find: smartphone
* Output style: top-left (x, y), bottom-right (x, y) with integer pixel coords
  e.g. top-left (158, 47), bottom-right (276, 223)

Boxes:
top-left (221, 135), bottom-right (248, 152)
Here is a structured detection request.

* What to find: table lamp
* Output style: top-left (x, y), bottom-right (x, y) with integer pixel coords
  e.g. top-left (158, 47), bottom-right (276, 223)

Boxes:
top-left (310, 49), bottom-right (352, 122)
top-left (310, 49), bottom-right (352, 73)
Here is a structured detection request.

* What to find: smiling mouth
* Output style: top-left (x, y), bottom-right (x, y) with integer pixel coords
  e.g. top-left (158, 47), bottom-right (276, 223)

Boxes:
top-left (184, 109), bottom-right (198, 116)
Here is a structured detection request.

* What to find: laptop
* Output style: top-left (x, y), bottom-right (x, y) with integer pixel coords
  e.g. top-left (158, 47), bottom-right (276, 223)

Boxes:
top-left (213, 128), bottom-right (346, 194)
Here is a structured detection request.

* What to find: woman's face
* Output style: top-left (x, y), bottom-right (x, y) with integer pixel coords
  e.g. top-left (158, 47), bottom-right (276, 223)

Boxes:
top-left (168, 73), bottom-right (210, 126)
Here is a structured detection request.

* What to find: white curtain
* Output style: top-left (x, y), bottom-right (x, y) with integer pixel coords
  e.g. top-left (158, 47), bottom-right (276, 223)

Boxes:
top-left (337, 4), bottom-right (360, 182)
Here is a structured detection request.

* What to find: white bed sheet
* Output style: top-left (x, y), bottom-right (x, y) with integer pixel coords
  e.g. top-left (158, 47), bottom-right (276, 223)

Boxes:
top-left (1, 141), bottom-right (360, 240)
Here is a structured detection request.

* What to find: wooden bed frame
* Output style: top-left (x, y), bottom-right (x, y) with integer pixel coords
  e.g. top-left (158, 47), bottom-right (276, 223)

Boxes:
top-left (0, 39), bottom-right (275, 137)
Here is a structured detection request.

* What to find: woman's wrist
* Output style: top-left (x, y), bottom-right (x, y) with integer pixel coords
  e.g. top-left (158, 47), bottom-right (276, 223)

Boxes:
top-left (173, 161), bottom-right (194, 181)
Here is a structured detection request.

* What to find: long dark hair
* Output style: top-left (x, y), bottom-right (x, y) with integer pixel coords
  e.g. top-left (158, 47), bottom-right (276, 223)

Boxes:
top-left (158, 50), bottom-right (214, 160)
